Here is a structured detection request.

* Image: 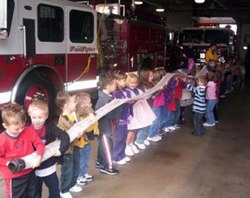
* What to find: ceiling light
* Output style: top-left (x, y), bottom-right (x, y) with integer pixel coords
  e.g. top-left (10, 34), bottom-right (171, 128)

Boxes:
top-left (195, 0), bottom-right (205, 3)
top-left (134, 0), bottom-right (143, 5)
top-left (156, 8), bottom-right (165, 12)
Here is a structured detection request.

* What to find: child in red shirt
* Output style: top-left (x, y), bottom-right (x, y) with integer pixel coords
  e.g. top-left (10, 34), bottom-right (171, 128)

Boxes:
top-left (0, 103), bottom-right (45, 198)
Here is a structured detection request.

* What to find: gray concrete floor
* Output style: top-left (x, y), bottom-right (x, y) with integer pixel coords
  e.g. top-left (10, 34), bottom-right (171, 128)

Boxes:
top-left (1, 87), bottom-right (250, 198)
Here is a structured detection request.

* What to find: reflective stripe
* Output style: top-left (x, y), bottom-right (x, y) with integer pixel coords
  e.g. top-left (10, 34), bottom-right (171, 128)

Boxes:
top-left (64, 79), bottom-right (98, 92)
top-left (0, 91), bottom-right (11, 104)
top-left (102, 135), bottom-right (112, 169)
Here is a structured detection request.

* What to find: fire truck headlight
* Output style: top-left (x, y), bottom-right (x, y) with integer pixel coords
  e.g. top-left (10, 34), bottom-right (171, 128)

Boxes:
top-left (200, 53), bottom-right (205, 59)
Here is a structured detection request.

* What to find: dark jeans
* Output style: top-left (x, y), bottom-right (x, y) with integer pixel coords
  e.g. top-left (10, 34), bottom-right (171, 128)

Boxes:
top-left (193, 112), bottom-right (205, 136)
top-left (35, 172), bottom-right (60, 198)
top-left (60, 147), bottom-right (80, 193)
top-left (213, 103), bottom-right (219, 122)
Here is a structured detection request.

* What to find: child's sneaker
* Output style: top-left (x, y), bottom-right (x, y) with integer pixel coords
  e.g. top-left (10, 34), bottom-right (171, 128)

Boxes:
top-left (174, 124), bottom-right (180, 129)
top-left (144, 139), bottom-right (150, 145)
top-left (130, 144), bottom-right (140, 154)
top-left (77, 177), bottom-right (87, 186)
top-left (123, 156), bottom-right (131, 162)
top-left (154, 135), bottom-right (162, 141)
top-left (134, 142), bottom-right (146, 150)
top-left (100, 167), bottom-right (119, 175)
top-left (84, 173), bottom-right (93, 182)
top-left (95, 161), bottom-right (102, 169)
top-left (60, 192), bottom-right (73, 198)
top-left (69, 185), bottom-right (82, 192)
top-left (168, 126), bottom-right (176, 131)
top-left (125, 145), bottom-right (134, 156)
top-left (163, 127), bottom-right (170, 133)
top-left (203, 122), bottom-right (215, 127)
top-left (113, 158), bottom-right (127, 165)
top-left (147, 136), bottom-right (160, 142)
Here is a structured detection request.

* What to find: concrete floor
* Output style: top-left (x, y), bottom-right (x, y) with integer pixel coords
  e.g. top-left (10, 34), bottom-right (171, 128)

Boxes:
top-left (1, 87), bottom-right (250, 198)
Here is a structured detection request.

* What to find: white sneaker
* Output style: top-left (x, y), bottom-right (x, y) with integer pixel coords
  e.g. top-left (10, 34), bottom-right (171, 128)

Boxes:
top-left (168, 126), bottom-right (176, 131)
top-left (60, 192), bottom-right (73, 198)
top-left (113, 158), bottom-right (127, 165)
top-left (134, 142), bottom-right (146, 150)
top-left (77, 176), bottom-right (87, 186)
top-left (84, 173), bottom-right (93, 182)
top-left (174, 124), bottom-right (180, 129)
top-left (154, 135), bottom-right (162, 141)
top-left (144, 139), bottom-right (150, 145)
top-left (123, 156), bottom-right (131, 162)
top-left (125, 145), bottom-right (134, 156)
top-left (130, 144), bottom-right (140, 154)
top-left (69, 185), bottom-right (82, 193)
top-left (163, 127), bottom-right (170, 132)
top-left (147, 136), bottom-right (160, 142)
top-left (203, 122), bottom-right (215, 127)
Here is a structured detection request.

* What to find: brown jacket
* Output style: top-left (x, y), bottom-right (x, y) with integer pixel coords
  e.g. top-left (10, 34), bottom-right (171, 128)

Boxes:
top-left (57, 114), bottom-right (75, 154)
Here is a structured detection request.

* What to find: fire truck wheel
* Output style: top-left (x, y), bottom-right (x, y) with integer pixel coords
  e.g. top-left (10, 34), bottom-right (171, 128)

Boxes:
top-left (15, 73), bottom-right (57, 116)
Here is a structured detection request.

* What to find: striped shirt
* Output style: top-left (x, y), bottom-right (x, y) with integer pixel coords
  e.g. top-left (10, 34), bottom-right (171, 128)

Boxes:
top-left (186, 84), bottom-right (206, 113)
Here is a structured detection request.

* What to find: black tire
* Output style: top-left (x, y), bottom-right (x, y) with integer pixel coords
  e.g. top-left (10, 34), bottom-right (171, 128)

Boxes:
top-left (15, 72), bottom-right (57, 117)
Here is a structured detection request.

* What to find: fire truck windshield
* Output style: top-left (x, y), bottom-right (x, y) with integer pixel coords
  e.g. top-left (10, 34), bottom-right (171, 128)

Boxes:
top-left (183, 28), bottom-right (232, 45)
top-left (204, 29), bottom-right (230, 44)
top-left (183, 30), bottom-right (203, 43)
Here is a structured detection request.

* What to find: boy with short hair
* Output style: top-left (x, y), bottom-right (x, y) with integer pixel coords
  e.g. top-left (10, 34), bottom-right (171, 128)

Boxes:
top-left (55, 91), bottom-right (81, 198)
top-left (95, 71), bottom-right (120, 175)
top-left (185, 76), bottom-right (207, 136)
top-left (75, 92), bottom-right (99, 185)
top-left (0, 103), bottom-right (45, 198)
top-left (28, 99), bottom-right (70, 198)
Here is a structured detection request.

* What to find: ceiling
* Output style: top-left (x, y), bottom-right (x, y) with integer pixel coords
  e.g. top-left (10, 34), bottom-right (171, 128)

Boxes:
top-left (71, 0), bottom-right (250, 23)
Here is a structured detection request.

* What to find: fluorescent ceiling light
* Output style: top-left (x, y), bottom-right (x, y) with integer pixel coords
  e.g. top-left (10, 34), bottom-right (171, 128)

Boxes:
top-left (134, 1), bottom-right (143, 5)
top-left (195, 0), bottom-right (205, 3)
top-left (156, 8), bottom-right (165, 12)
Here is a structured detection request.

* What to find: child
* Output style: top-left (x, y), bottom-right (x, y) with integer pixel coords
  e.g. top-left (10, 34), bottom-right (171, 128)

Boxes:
top-left (74, 92), bottom-right (99, 185)
top-left (186, 76), bottom-right (207, 136)
top-left (28, 100), bottom-right (70, 198)
top-left (95, 71), bottom-right (120, 175)
top-left (147, 68), bottom-right (166, 141)
top-left (135, 68), bottom-right (155, 147)
top-left (55, 91), bottom-right (82, 198)
top-left (203, 72), bottom-right (217, 127)
top-left (0, 103), bottom-right (45, 198)
top-left (112, 70), bottom-right (133, 165)
top-left (162, 78), bottom-right (178, 132)
top-left (125, 73), bottom-right (156, 151)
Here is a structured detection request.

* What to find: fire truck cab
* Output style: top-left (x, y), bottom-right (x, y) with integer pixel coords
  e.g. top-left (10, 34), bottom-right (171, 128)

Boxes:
top-left (181, 27), bottom-right (235, 66)
top-left (0, 0), bottom-right (98, 111)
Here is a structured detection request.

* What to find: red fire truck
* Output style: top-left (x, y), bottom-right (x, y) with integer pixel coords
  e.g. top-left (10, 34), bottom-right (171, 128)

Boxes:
top-left (98, 13), bottom-right (167, 72)
top-left (181, 27), bottom-right (235, 66)
top-left (0, 0), bottom-right (99, 112)
top-left (0, 0), bottom-right (168, 112)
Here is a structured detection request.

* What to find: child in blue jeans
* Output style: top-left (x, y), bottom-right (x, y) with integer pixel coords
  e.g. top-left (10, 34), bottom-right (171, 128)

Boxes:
top-left (55, 91), bottom-right (82, 198)
top-left (75, 92), bottom-right (99, 185)
top-left (185, 76), bottom-right (207, 136)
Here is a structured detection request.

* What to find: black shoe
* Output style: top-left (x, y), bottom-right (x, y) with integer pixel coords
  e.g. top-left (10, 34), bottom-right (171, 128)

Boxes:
top-left (100, 167), bottom-right (119, 176)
